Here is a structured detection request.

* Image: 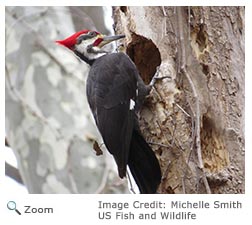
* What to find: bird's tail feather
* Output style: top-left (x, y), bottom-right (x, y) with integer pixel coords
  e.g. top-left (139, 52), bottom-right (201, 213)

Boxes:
top-left (128, 130), bottom-right (161, 194)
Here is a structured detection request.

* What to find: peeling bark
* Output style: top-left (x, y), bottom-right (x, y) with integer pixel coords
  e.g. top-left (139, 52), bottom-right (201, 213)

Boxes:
top-left (113, 6), bottom-right (244, 194)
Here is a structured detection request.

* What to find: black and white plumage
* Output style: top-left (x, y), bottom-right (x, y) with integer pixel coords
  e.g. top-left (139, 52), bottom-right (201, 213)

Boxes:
top-left (56, 30), bottom-right (161, 193)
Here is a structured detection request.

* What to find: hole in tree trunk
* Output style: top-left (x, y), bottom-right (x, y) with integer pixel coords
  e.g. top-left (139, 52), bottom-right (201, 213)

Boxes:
top-left (120, 6), bottom-right (127, 14)
top-left (126, 33), bottom-right (161, 84)
top-left (201, 114), bottom-right (230, 173)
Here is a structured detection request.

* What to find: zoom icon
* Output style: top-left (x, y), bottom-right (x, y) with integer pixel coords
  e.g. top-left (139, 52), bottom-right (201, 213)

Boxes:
top-left (7, 201), bottom-right (22, 215)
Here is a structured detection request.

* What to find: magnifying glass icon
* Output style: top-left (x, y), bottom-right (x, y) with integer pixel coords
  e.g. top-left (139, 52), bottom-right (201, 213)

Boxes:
top-left (7, 201), bottom-right (22, 215)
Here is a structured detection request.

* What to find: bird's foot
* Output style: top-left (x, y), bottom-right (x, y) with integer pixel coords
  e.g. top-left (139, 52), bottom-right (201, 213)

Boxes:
top-left (149, 66), bottom-right (172, 87)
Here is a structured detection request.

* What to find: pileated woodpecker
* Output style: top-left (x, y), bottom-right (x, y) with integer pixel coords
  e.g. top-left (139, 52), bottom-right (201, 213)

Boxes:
top-left (56, 30), bottom-right (161, 193)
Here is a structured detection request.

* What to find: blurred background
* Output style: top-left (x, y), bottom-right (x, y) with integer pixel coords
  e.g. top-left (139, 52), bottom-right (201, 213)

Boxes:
top-left (5, 6), bottom-right (130, 194)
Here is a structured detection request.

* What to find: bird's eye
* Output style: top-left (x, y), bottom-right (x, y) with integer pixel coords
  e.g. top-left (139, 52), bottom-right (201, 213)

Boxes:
top-left (76, 31), bottom-right (97, 44)
top-left (88, 31), bottom-right (97, 36)
top-left (77, 34), bottom-right (86, 44)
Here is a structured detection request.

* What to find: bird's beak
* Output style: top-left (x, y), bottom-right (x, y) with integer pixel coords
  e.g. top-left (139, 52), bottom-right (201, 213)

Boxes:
top-left (98, 34), bottom-right (125, 48)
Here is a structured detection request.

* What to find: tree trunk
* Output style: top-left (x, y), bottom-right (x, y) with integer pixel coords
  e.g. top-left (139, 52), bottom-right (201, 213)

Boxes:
top-left (113, 6), bottom-right (244, 194)
top-left (5, 6), bottom-right (129, 194)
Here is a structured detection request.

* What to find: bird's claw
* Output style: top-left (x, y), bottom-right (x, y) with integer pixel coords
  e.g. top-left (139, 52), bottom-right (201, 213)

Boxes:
top-left (149, 66), bottom-right (172, 87)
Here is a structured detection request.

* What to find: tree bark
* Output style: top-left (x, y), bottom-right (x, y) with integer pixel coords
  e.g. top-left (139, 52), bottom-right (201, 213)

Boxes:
top-left (113, 6), bottom-right (244, 193)
top-left (5, 6), bottom-right (129, 194)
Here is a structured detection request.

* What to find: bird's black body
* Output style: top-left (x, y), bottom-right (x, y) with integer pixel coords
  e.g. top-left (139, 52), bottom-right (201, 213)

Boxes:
top-left (86, 52), bottom-right (161, 193)
top-left (56, 30), bottom-right (161, 193)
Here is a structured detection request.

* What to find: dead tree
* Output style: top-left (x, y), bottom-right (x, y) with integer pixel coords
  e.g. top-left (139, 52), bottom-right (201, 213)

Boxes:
top-left (113, 6), bottom-right (244, 194)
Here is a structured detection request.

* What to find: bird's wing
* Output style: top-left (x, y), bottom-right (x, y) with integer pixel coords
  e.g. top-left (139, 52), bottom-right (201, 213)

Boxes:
top-left (86, 53), bottom-right (138, 177)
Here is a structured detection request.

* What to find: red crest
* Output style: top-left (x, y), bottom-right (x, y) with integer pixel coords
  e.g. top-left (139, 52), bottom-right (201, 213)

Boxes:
top-left (55, 30), bottom-right (99, 49)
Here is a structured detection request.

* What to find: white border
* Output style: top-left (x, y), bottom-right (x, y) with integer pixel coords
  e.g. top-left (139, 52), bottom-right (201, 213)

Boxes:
top-left (2, 0), bottom-right (248, 7)
top-left (245, 4), bottom-right (252, 195)
top-left (0, 6), bottom-right (5, 187)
